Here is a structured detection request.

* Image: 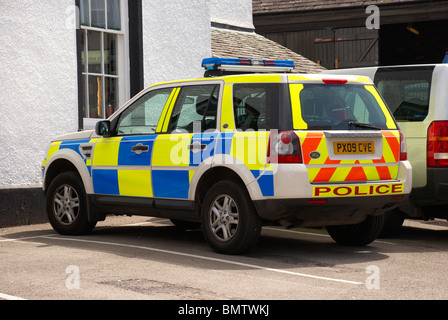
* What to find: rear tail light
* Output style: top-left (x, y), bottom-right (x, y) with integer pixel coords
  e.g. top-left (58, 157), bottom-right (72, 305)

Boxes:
top-left (427, 121), bottom-right (448, 167)
top-left (399, 130), bottom-right (407, 161)
top-left (268, 131), bottom-right (302, 164)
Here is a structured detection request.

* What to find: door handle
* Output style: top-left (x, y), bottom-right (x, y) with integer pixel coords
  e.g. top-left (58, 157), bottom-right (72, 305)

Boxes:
top-left (188, 143), bottom-right (207, 152)
top-left (131, 143), bottom-right (149, 154)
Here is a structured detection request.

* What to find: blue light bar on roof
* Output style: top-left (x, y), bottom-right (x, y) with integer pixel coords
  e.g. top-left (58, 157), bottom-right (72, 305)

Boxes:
top-left (202, 57), bottom-right (295, 73)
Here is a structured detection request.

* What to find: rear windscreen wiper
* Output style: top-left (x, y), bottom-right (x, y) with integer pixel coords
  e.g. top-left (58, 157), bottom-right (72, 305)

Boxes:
top-left (348, 121), bottom-right (381, 130)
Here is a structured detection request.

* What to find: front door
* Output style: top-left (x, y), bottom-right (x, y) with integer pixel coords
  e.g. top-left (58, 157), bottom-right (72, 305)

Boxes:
top-left (90, 87), bottom-right (175, 198)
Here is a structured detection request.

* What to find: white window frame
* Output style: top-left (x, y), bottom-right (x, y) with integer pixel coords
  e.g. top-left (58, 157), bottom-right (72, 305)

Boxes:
top-left (81, 0), bottom-right (130, 130)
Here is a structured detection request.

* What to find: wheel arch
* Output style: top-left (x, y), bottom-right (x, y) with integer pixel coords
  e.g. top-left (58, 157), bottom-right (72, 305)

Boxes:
top-left (192, 165), bottom-right (262, 210)
top-left (43, 149), bottom-right (93, 194)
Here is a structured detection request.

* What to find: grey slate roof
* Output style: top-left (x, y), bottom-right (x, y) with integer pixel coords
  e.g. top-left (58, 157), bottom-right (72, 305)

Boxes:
top-left (253, 0), bottom-right (425, 14)
top-left (211, 27), bottom-right (326, 73)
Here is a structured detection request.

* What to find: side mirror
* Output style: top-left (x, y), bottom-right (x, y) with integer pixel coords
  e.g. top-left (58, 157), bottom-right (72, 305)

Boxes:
top-left (95, 120), bottom-right (111, 137)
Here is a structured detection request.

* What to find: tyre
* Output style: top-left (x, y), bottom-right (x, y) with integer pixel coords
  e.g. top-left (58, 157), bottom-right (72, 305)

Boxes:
top-left (201, 180), bottom-right (262, 254)
top-left (326, 214), bottom-right (384, 246)
top-left (46, 171), bottom-right (96, 235)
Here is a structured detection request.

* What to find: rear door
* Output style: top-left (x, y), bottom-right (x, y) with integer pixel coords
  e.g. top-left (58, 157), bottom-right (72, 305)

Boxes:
top-left (151, 83), bottom-right (220, 200)
top-left (289, 78), bottom-right (400, 184)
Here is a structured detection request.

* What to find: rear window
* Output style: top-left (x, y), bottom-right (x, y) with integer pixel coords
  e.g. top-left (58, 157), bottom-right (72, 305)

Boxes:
top-left (374, 66), bottom-right (434, 122)
top-left (299, 84), bottom-right (388, 130)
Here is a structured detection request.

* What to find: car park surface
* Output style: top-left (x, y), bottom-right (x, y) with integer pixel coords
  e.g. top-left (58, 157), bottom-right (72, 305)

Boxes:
top-left (0, 215), bottom-right (447, 301)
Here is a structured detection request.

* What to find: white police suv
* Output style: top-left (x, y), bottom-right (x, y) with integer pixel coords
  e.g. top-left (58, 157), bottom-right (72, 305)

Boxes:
top-left (42, 58), bottom-right (412, 254)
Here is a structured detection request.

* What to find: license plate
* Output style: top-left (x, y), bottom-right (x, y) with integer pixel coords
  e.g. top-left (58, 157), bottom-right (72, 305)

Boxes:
top-left (334, 141), bottom-right (375, 154)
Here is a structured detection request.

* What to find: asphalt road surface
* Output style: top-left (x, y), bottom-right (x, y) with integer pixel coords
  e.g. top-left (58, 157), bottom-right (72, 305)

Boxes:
top-left (1, 215), bottom-right (447, 303)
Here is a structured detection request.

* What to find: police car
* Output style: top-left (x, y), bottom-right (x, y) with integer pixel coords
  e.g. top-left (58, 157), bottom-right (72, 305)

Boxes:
top-left (42, 58), bottom-right (412, 254)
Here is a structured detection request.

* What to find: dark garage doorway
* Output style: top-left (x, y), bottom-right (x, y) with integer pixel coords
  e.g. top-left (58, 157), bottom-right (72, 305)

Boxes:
top-left (380, 19), bottom-right (448, 65)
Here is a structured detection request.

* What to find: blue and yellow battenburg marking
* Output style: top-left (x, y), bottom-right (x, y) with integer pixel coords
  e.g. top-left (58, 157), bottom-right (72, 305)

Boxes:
top-left (44, 132), bottom-right (275, 199)
top-left (226, 131), bottom-right (273, 196)
top-left (42, 139), bottom-right (95, 175)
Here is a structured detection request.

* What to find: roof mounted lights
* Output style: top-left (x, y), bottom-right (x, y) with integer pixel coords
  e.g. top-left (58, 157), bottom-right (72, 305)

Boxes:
top-left (202, 57), bottom-right (295, 77)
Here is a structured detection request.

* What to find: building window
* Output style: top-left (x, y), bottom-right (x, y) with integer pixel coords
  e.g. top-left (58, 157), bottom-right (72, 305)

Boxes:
top-left (80, 0), bottom-right (128, 129)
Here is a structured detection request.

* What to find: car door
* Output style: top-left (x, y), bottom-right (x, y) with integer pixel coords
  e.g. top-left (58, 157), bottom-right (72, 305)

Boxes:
top-left (90, 87), bottom-right (176, 200)
top-left (151, 83), bottom-right (220, 200)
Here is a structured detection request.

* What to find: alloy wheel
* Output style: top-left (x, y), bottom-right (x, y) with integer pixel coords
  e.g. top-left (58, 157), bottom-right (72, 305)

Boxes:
top-left (209, 194), bottom-right (239, 242)
top-left (52, 184), bottom-right (80, 225)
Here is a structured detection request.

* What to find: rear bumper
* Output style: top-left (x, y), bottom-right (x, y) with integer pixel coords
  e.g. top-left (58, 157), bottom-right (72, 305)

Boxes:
top-left (257, 161), bottom-right (412, 199)
top-left (251, 161), bottom-right (412, 227)
top-left (254, 194), bottom-right (408, 227)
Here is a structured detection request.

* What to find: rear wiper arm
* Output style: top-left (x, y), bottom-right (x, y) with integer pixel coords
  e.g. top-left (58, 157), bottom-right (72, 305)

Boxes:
top-left (348, 121), bottom-right (381, 130)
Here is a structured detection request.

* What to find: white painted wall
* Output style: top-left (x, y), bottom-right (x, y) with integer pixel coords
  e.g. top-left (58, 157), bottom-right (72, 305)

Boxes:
top-left (0, 0), bottom-right (79, 187)
top-left (0, 0), bottom-right (254, 188)
top-left (142, 0), bottom-right (212, 87)
top-left (209, 0), bottom-right (254, 30)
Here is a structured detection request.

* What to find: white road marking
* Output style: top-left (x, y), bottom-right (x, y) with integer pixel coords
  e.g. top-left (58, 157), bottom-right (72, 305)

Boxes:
top-left (0, 219), bottom-right (167, 243)
top-left (40, 235), bottom-right (363, 285)
top-left (0, 234), bottom-right (56, 243)
top-left (264, 226), bottom-right (397, 245)
top-left (264, 226), bottom-right (330, 238)
top-left (0, 293), bottom-right (27, 300)
top-left (121, 219), bottom-right (170, 227)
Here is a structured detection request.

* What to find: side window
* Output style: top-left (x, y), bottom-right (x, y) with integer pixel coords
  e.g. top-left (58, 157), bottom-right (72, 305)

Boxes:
top-left (233, 84), bottom-right (280, 131)
top-left (374, 67), bottom-right (434, 122)
top-left (116, 88), bottom-right (173, 135)
top-left (167, 85), bottom-right (219, 133)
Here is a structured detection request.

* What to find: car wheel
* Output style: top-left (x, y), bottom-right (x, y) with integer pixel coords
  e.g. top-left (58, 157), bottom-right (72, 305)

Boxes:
top-left (326, 214), bottom-right (384, 246)
top-left (46, 171), bottom-right (96, 235)
top-left (201, 180), bottom-right (262, 254)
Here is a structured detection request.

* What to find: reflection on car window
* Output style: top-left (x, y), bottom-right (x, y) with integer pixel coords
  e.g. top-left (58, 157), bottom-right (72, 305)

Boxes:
top-left (233, 84), bottom-right (281, 131)
top-left (374, 67), bottom-right (433, 122)
top-left (116, 88), bottom-right (173, 136)
top-left (298, 84), bottom-right (388, 130)
top-left (167, 85), bottom-right (219, 133)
